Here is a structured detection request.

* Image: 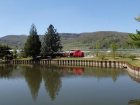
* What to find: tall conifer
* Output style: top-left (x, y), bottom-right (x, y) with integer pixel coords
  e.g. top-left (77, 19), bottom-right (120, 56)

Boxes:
top-left (24, 24), bottom-right (41, 59)
top-left (128, 15), bottom-right (140, 48)
top-left (41, 24), bottom-right (62, 57)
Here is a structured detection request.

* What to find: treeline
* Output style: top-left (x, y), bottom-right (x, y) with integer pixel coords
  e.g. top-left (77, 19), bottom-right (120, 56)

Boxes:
top-left (81, 31), bottom-right (130, 49)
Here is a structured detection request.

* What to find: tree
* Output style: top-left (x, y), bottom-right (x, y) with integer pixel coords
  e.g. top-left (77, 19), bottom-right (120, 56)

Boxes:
top-left (128, 99), bottom-right (140, 105)
top-left (128, 31), bottom-right (140, 48)
top-left (135, 15), bottom-right (140, 22)
top-left (24, 24), bottom-right (41, 59)
top-left (95, 40), bottom-right (100, 57)
top-left (110, 42), bottom-right (117, 59)
top-left (0, 44), bottom-right (11, 58)
top-left (128, 15), bottom-right (140, 48)
top-left (41, 24), bottom-right (62, 57)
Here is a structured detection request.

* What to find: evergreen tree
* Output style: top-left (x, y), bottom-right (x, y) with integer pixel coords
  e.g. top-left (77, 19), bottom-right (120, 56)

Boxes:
top-left (128, 15), bottom-right (140, 48)
top-left (128, 30), bottom-right (140, 48)
top-left (135, 15), bottom-right (140, 22)
top-left (41, 24), bottom-right (62, 57)
top-left (24, 24), bottom-right (41, 59)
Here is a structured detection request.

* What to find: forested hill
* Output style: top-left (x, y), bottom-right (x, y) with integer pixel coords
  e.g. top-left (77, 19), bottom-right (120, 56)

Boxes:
top-left (63, 31), bottom-right (130, 50)
top-left (0, 31), bottom-right (130, 50)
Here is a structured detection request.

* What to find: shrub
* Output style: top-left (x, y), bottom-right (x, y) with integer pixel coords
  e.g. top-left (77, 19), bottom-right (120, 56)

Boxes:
top-left (98, 54), bottom-right (106, 60)
top-left (128, 55), bottom-right (136, 60)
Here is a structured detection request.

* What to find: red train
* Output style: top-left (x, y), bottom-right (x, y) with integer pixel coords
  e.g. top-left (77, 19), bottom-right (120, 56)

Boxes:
top-left (72, 50), bottom-right (84, 57)
top-left (63, 50), bottom-right (84, 57)
top-left (41, 50), bottom-right (84, 58)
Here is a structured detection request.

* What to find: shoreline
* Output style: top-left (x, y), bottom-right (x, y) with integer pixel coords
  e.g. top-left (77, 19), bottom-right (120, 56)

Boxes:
top-left (10, 59), bottom-right (136, 69)
top-left (1, 59), bottom-right (140, 76)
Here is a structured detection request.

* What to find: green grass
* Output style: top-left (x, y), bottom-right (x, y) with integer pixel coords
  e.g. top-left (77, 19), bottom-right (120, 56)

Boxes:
top-left (55, 57), bottom-right (129, 61)
top-left (127, 60), bottom-right (140, 67)
top-left (14, 57), bottom-right (32, 60)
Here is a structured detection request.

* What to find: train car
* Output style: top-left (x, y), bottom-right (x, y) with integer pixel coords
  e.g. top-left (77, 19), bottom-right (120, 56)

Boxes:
top-left (73, 50), bottom-right (84, 57)
top-left (62, 50), bottom-right (84, 57)
top-left (46, 50), bottom-right (84, 58)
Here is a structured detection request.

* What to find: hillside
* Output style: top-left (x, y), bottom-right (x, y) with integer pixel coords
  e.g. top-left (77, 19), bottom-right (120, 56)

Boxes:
top-left (63, 31), bottom-right (130, 50)
top-left (0, 35), bottom-right (27, 48)
top-left (0, 31), bottom-right (131, 50)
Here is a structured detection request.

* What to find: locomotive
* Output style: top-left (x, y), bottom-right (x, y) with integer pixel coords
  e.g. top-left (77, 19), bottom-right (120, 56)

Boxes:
top-left (41, 50), bottom-right (84, 58)
top-left (63, 50), bottom-right (84, 57)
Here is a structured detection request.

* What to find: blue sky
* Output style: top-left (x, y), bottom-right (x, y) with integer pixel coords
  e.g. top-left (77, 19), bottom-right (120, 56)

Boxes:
top-left (0, 0), bottom-right (140, 37)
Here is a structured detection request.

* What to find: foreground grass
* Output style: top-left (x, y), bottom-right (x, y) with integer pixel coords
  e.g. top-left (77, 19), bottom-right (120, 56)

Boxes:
top-left (14, 57), bottom-right (32, 60)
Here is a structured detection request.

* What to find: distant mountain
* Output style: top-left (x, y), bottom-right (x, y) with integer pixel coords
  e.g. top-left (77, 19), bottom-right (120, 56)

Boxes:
top-left (63, 31), bottom-right (130, 50)
top-left (0, 31), bottom-right (130, 50)
top-left (0, 35), bottom-right (28, 48)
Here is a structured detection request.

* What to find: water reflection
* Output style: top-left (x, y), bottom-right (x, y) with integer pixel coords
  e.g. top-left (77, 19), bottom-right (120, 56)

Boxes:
top-left (128, 99), bottom-right (140, 105)
top-left (22, 65), bottom-right (42, 101)
top-left (73, 68), bottom-right (83, 74)
top-left (41, 65), bottom-right (63, 100)
top-left (82, 67), bottom-right (125, 82)
top-left (129, 74), bottom-right (140, 83)
top-left (0, 64), bottom-right (13, 78)
top-left (0, 64), bottom-right (140, 104)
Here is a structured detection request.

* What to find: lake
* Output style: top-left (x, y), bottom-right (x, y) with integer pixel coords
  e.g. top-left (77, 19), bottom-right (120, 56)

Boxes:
top-left (0, 64), bottom-right (140, 105)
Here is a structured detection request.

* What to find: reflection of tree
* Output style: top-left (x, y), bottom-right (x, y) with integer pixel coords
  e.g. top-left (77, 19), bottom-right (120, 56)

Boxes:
top-left (42, 65), bottom-right (62, 101)
top-left (111, 69), bottom-right (118, 82)
top-left (23, 65), bottom-right (42, 101)
top-left (128, 99), bottom-right (140, 105)
top-left (88, 67), bottom-right (124, 82)
top-left (0, 64), bottom-right (13, 78)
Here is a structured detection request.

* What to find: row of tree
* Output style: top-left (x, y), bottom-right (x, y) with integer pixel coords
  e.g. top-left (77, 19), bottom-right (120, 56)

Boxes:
top-left (24, 24), bottom-right (62, 59)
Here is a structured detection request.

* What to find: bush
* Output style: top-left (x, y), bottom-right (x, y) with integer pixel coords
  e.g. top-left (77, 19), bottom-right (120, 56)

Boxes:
top-left (13, 54), bottom-right (17, 59)
top-left (128, 55), bottom-right (136, 60)
top-left (98, 54), bottom-right (106, 60)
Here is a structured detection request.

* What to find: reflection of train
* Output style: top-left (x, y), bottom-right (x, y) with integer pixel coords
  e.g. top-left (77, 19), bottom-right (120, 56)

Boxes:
top-left (63, 68), bottom-right (84, 74)
top-left (73, 68), bottom-right (83, 74)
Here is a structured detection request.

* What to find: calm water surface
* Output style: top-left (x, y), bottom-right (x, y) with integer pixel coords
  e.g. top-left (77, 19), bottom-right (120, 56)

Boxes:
top-left (0, 64), bottom-right (140, 105)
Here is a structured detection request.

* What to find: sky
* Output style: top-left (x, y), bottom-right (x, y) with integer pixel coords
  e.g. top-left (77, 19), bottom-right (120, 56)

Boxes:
top-left (0, 0), bottom-right (140, 37)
